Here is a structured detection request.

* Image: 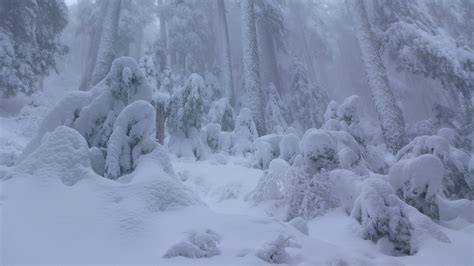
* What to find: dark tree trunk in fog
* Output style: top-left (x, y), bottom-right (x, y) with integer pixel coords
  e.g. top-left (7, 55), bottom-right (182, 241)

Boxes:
top-left (156, 103), bottom-right (166, 144)
top-left (217, 0), bottom-right (235, 105)
top-left (257, 20), bottom-right (282, 95)
top-left (242, 0), bottom-right (266, 136)
top-left (90, 0), bottom-right (122, 87)
top-left (159, 9), bottom-right (168, 67)
top-left (79, 1), bottom-right (108, 91)
top-left (348, 0), bottom-right (407, 153)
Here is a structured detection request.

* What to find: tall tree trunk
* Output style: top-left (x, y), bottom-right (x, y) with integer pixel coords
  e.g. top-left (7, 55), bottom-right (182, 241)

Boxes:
top-left (159, 12), bottom-right (168, 67)
top-left (155, 102), bottom-right (166, 144)
top-left (257, 20), bottom-right (282, 95)
top-left (217, 0), bottom-right (235, 105)
top-left (348, 0), bottom-right (407, 153)
top-left (241, 0), bottom-right (265, 136)
top-left (79, 1), bottom-right (108, 91)
top-left (90, 0), bottom-right (122, 87)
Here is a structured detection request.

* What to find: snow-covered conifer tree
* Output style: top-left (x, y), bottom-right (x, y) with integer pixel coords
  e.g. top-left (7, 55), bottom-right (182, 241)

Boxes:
top-left (264, 83), bottom-right (289, 134)
top-left (0, 0), bottom-right (68, 97)
top-left (347, 0), bottom-right (407, 153)
top-left (241, 0), bottom-right (266, 136)
top-left (287, 62), bottom-right (329, 132)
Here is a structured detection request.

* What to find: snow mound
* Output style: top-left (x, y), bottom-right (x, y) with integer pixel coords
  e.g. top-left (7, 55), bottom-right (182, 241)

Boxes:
top-left (14, 126), bottom-right (93, 185)
top-left (163, 229), bottom-right (221, 259)
top-left (256, 235), bottom-right (300, 264)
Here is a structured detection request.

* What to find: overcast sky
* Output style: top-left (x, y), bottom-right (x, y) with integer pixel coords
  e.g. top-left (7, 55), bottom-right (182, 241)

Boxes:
top-left (65, 0), bottom-right (77, 5)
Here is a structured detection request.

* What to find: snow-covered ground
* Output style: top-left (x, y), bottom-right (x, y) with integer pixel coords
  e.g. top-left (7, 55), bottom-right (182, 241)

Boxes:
top-left (0, 110), bottom-right (472, 265)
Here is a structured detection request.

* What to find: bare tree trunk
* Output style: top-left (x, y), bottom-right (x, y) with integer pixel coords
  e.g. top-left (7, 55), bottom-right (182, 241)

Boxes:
top-left (257, 21), bottom-right (282, 95)
top-left (159, 11), bottom-right (168, 67)
top-left (79, 1), bottom-right (108, 91)
top-left (155, 103), bottom-right (166, 144)
top-left (217, 0), bottom-right (235, 105)
top-left (242, 0), bottom-right (265, 136)
top-left (348, 0), bottom-right (407, 153)
top-left (90, 0), bottom-right (122, 87)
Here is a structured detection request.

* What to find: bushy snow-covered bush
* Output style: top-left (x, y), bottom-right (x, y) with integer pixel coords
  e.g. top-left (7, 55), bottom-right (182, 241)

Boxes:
top-left (285, 169), bottom-right (337, 221)
top-left (389, 154), bottom-right (444, 220)
top-left (247, 158), bottom-right (290, 205)
top-left (207, 98), bottom-right (235, 131)
top-left (218, 131), bottom-right (233, 154)
top-left (256, 235), bottom-right (300, 264)
top-left (163, 229), bottom-right (221, 259)
top-left (105, 101), bottom-right (157, 180)
top-left (264, 83), bottom-right (289, 134)
top-left (301, 130), bottom-right (339, 176)
top-left (254, 141), bottom-right (273, 169)
top-left (279, 133), bottom-right (300, 165)
top-left (201, 123), bottom-right (221, 153)
top-left (396, 135), bottom-right (473, 200)
top-left (232, 108), bottom-right (258, 156)
top-left (256, 235), bottom-right (301, 264)
top-left (351, 178), bottom-right (413, 256)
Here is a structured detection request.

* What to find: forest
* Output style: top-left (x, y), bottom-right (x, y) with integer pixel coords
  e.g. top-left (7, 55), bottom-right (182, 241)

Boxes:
top-left (0, 0), bottom-right (473, 264)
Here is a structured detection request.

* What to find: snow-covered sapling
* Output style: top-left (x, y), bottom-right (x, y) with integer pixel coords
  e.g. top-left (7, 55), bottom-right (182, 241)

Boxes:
top-left (279, 133), bottom-right (300, 165)
top-left (105, 101), bottom-right (157, 180)
top-left (389, 154), bottom-right (444, 220)
top-left (232, 108), bottom-right (258, 156)
top-left (351, 178), bottom-right (413, 256)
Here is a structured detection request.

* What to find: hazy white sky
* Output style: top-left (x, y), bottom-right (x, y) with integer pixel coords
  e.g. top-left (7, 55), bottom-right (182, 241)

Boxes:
top-left (65, 0), bottom-right (77, 5)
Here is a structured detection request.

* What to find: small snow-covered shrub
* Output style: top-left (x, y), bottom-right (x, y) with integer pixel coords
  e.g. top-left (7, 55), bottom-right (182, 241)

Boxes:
top-left (285, 169), bottom-right (337, 221)
top-left (396, 135), bottom-right (473, 200)
top-left (279, 133), bottom-right (300, 165)
top-left (324, 100), bottom-right (339, 121)
top-left (256, 235), bottom-right (300, 264)
top-left (351, 178), bottom-right (413, 256)
top-left (232, 108), bottom-right (258, 156)
top-left (202, 123), bottom-right (221, 153)
top-left (163, 229), bottom-right (221, 259)
top-left (247, 158), bottom-right (290, 205)
top-left (207, 98), bottom-right (235, 131)
top-left (254, 141), bottom-right (273, 169)
top-left (105, 101), bottom-right (157, 180)
top-left (301, 130), bottom-right (339, 176)
top-left (218, 131), bottom-right (233, 154)
top-left (389, 154), bottom-right (443, 220)
top-left (264, 83), bottom-right (289, 134)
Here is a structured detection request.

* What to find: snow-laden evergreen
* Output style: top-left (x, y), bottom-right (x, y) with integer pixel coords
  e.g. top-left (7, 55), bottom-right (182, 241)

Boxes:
top-left (105, 101), bottom-right (156, 180)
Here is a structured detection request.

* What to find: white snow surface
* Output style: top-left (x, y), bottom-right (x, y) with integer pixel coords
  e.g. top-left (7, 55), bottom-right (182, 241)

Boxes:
top-left (1, 109), bottom-right (473, 265)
